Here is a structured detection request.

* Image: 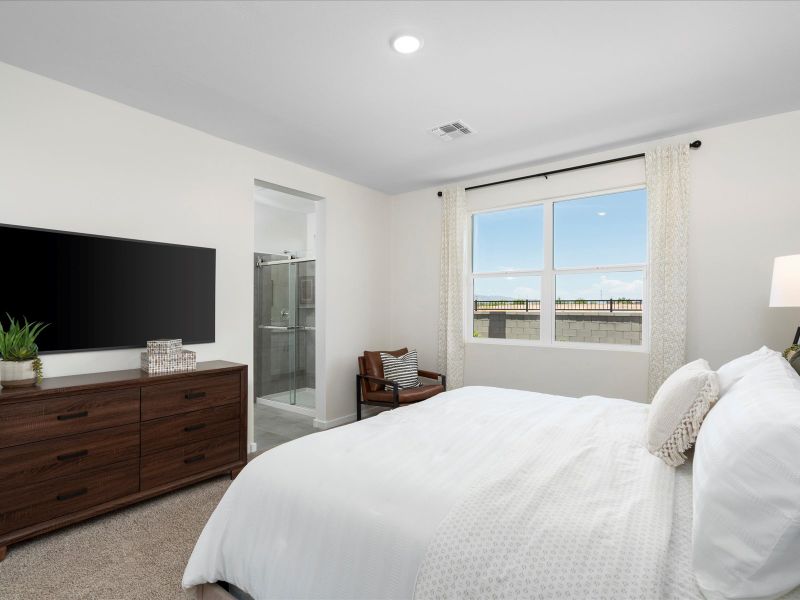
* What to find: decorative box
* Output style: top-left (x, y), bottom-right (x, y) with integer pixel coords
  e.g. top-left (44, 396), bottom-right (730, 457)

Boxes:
top-left (141, 351), bottom-right (174, 374)
top-left (141, 338), bottom-right (196, 374)
top-left (146, 339), bottom-right (182, 355)
top-left (140, 349), bottom-right (196, 374)
top-left (175, 349), bottom-right (197, 372)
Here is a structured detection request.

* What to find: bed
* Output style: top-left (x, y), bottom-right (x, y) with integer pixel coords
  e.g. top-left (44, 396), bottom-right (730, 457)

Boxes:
top-left (183, 385), bottom-right (798, 599)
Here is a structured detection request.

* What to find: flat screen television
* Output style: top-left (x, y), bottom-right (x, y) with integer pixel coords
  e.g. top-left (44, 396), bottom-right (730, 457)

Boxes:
top-left (1, 224), bottom-right (216, 353)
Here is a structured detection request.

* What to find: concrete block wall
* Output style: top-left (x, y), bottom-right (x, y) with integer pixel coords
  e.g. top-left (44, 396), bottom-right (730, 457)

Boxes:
top-left (554, 312), bottom-right (642, 344)
top-left (473, 311), bottom-right (642, 345)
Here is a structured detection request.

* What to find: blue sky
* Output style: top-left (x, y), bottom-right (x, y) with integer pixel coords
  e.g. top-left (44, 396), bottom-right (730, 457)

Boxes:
top-left (473, 189), bottom-right (646, 299)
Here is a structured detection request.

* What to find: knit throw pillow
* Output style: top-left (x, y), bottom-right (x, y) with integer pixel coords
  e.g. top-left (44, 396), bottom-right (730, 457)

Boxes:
top-left (646, 358), bottom-right (719, 466)
top-left (379, 350), bottom-right (421, 391)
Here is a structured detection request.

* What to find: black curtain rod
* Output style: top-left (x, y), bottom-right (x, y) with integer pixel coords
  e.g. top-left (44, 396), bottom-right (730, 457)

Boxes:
top-left (436, 140), bottom-right (702, 197)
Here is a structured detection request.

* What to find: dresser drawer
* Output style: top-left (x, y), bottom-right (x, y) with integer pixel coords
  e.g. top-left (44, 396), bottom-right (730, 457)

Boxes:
top-left (0, 423), bottom-right (140, 486)
top-left (141, 373), bottom-right (240, 421)
top-left (141, 404), bottom-right (239, 456)
top-left (141, 434), bottom-right (239, 490)
top-left (0, 459), bottom-right (139, 536)
top-left (0, 388), bottom-right (140, 448)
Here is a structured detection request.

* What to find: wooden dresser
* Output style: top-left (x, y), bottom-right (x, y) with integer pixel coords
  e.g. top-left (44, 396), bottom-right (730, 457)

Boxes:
top-left (0, 360), bottom-right (247, 560)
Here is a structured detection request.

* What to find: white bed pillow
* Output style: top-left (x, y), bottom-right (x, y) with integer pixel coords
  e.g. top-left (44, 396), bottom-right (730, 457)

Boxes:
top-left (646, 359), bottom-right (719, 466)
top-left (693, 355), bottom-right (800, 600)
top-left (716, 345), bottom-right (780, 396)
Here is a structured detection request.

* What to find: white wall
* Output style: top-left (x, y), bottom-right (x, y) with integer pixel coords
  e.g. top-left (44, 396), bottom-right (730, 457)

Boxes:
top-left (3, 59), bottom-right (798, 429)
top-left (254, 202), bottom-right (310, 256)
top-left (306, 213), bottom-right (317, 258)
top-left (390, 110), bottom-right (800, 402)
top-left (0, 62), bottom-right (391, 443)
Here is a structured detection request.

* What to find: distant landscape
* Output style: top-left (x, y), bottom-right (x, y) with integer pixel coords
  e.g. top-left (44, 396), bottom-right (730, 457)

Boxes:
top-left (474, 297), bottom-right (642, 312)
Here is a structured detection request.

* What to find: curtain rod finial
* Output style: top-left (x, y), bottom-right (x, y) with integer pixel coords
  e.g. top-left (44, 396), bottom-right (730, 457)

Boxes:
top-left (437, 191), bottom-right (443, 197)
top-left (689, 140), bottom-right (702, 149)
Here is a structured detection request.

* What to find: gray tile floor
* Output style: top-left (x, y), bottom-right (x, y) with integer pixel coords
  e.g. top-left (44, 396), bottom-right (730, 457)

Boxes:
top-left (254, 403), bottom-right (317, 453)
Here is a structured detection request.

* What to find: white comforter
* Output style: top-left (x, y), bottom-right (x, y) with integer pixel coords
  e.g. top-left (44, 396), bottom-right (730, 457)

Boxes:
top-left (183, 386), bottom-right (675, 599)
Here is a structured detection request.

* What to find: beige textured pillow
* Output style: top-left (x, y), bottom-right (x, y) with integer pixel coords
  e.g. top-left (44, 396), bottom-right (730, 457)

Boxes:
top-left (646, 359), bottom-right (719, 466)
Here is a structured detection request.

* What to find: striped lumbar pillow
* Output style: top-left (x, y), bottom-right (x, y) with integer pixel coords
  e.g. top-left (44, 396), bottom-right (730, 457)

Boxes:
top-left (380, 350), bottom-right (422, 391)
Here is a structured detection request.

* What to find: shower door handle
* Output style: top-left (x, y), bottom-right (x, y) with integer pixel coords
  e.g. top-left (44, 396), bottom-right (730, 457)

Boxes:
top-left (259, 325), bottom-right (299, 330)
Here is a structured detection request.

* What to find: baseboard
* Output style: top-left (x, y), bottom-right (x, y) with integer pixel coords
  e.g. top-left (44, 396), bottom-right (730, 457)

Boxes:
top-left (313, 413), bottom-right (356, 430)
top-left (256, 396), bottom-right (316, 418)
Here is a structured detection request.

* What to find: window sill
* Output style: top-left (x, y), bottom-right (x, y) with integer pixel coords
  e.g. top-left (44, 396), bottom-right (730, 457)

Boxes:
top-left (466, 338), bottom-right (649, 353)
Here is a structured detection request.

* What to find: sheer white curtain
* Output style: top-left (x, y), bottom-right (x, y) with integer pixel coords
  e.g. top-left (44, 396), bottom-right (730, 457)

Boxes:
top-left (437, 185), bottom-right (467, 389)
top-left (646, 144), bottom-right (691, 398)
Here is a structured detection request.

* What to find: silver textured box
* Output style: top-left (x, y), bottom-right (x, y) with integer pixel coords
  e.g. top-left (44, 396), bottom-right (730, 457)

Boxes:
top-left (175, 349), bottom-right (197, 372)
top-left (146, 339), bottom-right (182, 356)
top-left (141, 352), bottom-right (175, 374)
top-left (141, 349), bottom-right (196, 374)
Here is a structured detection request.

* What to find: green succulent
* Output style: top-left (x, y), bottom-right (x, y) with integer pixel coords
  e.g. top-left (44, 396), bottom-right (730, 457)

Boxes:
top-left (0, 315), bottom-right (49, 382)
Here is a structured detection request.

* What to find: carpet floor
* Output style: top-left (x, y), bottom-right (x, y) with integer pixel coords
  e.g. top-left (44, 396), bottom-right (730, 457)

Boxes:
top-left (0, 476), bottom-right (230, 600)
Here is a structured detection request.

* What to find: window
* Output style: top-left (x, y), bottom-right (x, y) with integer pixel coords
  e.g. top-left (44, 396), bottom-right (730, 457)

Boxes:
top-left (469, 187), bottom-right (647, 349)
top-left (472, 206), bottom-right (543, 341)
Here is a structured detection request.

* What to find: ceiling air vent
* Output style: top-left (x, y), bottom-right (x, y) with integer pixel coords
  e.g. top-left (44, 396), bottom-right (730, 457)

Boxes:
top-left (429, 120), bottom-right (474, 142)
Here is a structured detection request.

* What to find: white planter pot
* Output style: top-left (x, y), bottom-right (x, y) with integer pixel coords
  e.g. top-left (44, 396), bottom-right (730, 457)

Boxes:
top-left (0, 359), bottom-right (37, 388)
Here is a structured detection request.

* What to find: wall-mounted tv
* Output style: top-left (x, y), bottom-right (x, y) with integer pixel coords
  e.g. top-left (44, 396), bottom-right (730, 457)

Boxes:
top-left (1, 224), bottom-right (216, 353)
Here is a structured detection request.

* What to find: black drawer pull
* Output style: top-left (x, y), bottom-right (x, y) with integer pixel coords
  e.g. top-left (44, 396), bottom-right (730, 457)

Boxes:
top-left (57, 487), bottom-right (88, 501)
top-left (57, 411), bottom-right (88, 421)
top-left (185, 391), bottom-right (206, 400)
top-left (184, 454), bottom-right (206, 464)
top-left (184, 423), bottom-right (206, 433)
top-left (57, 449), bottom-right (89, 461)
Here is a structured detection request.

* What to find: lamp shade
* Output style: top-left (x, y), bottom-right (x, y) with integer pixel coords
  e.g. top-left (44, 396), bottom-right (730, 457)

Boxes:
top-left (769, 254), bottom-right (800, 307)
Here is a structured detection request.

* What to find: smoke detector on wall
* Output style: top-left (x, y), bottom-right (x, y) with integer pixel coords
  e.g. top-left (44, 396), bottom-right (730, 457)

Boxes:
top-left (429, 120), bottom-right (474, 142)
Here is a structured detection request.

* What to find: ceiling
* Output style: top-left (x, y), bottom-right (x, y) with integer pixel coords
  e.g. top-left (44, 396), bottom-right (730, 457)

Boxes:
top-left (1, 1), bottom-right (799, 194)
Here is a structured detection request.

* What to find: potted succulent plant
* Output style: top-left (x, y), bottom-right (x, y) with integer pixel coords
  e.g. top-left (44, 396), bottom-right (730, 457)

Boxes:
top-left (0, 315), bottom-right (49, 388)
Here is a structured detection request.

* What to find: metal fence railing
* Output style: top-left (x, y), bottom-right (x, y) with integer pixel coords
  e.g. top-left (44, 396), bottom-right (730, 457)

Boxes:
top-left (474, 299), bottom-right (642, 313)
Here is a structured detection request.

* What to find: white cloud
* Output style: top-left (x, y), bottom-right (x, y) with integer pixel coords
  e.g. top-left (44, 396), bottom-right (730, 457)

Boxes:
top-left (513, 286), bottom-right (538, 299)
top-left (570, 275), bottom-right (643, 299)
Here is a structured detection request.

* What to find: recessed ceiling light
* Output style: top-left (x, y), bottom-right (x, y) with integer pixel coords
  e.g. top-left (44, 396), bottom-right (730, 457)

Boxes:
top-left (392, 35), bottom-right (423, 54)
top-left (597, 211), bottom-right (607, 217)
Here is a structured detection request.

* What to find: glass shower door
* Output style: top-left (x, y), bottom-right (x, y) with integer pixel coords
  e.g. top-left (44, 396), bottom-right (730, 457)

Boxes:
top-left (294, 260), bottom-right (315, 409)
top-left (254, 256), bottom-right (316, 410)
top-left (256, 259), bottom-right (298, 405)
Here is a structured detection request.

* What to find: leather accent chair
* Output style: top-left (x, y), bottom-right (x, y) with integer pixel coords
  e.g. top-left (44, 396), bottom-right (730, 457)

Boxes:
top-left (356, 348), bottom-right (446, 420)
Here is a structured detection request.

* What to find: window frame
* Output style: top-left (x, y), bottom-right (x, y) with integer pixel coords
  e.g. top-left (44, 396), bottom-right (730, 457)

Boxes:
top-left (465, 184), bottom-right (649, 353)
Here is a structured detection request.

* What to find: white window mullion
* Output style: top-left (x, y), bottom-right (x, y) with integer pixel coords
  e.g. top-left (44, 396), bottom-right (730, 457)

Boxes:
top-left (541, 199), bottom-right (554, 344)
top-left (471, 270), bottom-right (544, 279)
top-left (554, 264), bottom-right (646, 275)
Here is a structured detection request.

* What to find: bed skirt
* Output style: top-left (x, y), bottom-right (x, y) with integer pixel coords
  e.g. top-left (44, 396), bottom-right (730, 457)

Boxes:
top-left (193, 583), bottom-right (253, 600)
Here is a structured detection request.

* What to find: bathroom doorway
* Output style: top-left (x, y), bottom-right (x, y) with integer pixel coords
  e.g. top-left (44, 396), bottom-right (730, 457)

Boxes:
top-left (253, 182), bottom-right (321, 453)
